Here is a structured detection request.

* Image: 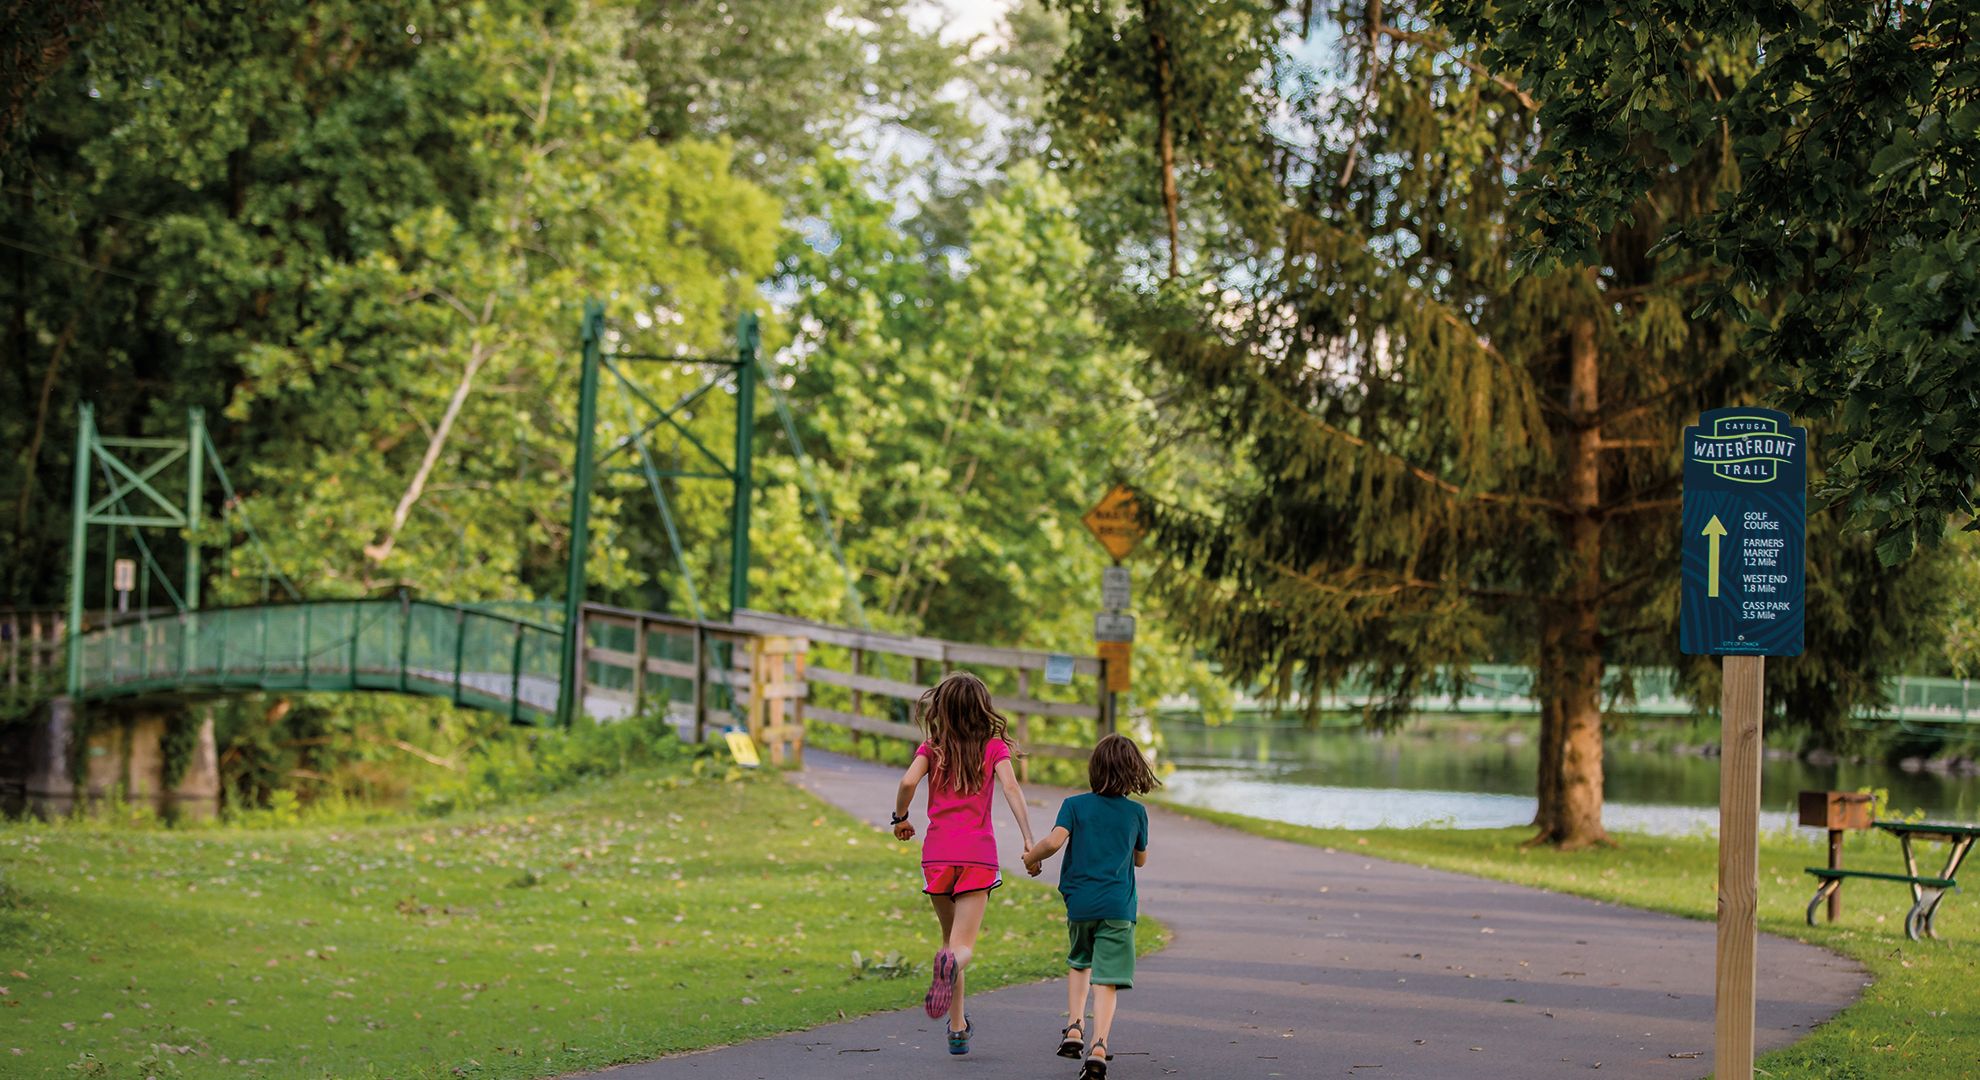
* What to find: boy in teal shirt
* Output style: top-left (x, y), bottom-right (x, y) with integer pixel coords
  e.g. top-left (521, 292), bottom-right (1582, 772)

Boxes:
top-left (1023, 733), bottom-right (1160, 1080)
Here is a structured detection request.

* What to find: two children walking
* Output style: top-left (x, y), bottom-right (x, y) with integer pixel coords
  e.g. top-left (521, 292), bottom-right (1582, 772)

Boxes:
top-left (892, 672), bottom-right (1160, 1078)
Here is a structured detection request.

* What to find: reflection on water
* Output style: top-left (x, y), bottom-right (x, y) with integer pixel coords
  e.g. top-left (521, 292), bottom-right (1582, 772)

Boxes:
top-left (1158, 720), bottom-right (1980, 837)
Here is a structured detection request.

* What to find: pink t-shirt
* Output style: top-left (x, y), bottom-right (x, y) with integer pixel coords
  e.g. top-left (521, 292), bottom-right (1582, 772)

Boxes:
top-left (915, 739), bottom-right (1011, 869)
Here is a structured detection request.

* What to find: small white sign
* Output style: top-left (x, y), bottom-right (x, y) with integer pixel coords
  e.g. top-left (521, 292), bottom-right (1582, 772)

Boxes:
top-left (113, 558), bottom-right (137, 593)
top-left (1101, 566), bottom-right (1131, 610)
top-left (1094, 612), bottom-right (1136, 643)
top-left (1044, 653), bottom-right (1075, 685)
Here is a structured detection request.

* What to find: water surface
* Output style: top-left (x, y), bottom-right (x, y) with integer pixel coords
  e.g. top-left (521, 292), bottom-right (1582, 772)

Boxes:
top-left (1158, 720), bottom-right (1980, 837)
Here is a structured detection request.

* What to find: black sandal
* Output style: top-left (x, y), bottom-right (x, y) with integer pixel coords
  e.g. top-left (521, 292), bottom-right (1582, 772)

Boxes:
top-left (1091, 1036), bottom-right (1115, 1062)
top-left (1079, 1050), bottom-right (1108, 1080)
top-left (1057, 1020), bottom-right (1085, 1059)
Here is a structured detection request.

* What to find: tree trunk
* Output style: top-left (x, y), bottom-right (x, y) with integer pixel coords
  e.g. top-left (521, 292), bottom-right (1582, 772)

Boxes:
top-left (1143, 0), bottom-right (1181, 280)
top-left (1532, 313), bottom-right (1612, 849)
top-left (14, 234), bottom-right (115, 562)
top-left (1530, 631), bottom-right (1564, 834)
top-left (363, 340), bottom-right (498, 569)
top-left (1552, 603), bottom-right (1609, 849)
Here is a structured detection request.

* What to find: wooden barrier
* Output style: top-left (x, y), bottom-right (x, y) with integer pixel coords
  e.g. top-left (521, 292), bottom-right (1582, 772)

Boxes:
top-left (732, 610), bottom-right (1111, 774)
top-left (2, 608), bottom-right (67, 713)
top-left (574, 603), bottom-right (757, 743)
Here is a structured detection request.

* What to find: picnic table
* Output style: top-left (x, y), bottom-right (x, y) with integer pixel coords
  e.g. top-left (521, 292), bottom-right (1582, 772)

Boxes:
top-left (1805, 820), bottom-right (1980, 940)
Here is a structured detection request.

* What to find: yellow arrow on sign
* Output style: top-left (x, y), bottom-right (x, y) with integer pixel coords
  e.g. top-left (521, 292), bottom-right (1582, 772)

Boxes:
top-left (1702, 515), bottom-right (1728, 597)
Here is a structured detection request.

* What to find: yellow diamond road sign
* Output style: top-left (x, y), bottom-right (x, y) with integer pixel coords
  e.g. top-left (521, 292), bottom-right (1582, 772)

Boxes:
top-left (1081, 485), bottom-right (1145, 562)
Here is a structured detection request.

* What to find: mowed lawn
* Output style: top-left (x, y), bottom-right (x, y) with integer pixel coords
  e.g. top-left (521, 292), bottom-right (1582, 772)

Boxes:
top-left (1163, 803), bottom-right (1980, 1080)
top-left (0, 770), bottom-right (1078, 1079)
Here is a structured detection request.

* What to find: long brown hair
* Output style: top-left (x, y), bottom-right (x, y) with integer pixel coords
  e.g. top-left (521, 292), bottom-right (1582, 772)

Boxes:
top-left (917, 672), bottom-right (1014, 796)
top-left (1087, 733), bottom-right (1161, 797)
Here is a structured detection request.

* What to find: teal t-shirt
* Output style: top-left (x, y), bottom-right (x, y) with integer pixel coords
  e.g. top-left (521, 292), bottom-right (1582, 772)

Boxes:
top-left (1054, 793), bottom-right (1149, 922)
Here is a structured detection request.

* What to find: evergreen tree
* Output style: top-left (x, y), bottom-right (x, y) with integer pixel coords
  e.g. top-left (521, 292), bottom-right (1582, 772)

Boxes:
top-left (1045, 1), bottom-right (1947, 846)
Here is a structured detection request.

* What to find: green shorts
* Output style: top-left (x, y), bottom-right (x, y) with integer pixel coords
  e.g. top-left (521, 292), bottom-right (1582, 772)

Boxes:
top-left (1066, 918), bottom-right (1136, 989)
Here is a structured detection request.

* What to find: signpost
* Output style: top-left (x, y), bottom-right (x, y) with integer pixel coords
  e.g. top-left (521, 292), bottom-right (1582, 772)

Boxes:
top-left (1083, 486), bottom-right (1147, 702)
top-left (1081, 485), bottom-right (1145, 562)
top-left (1680, 406), bottom-right (1806, 1080)
top-left (113, 559), bottom-right (136, 614)
top-left (1101, 566), bottom-right (1131, 610)
top-left (1093, 612), bottom-right (1135, 642)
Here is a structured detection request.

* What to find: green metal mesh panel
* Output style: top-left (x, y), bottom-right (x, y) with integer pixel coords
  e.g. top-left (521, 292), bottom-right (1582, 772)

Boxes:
top-left (75, 599), bottom-right (562, 723)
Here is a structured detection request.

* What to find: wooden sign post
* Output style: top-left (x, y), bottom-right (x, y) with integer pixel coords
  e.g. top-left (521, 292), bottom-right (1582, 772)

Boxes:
top-left (1715, 654), bottom-right (1765, 1074)
top-left (1679, 407), bottom-right (1807, 1080)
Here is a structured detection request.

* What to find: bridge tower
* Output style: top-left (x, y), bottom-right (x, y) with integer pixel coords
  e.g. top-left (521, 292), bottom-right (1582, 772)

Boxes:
top-left (64, 404), bottom-right (207, 692)
top-left (557, 302), bottom-right (762, 724)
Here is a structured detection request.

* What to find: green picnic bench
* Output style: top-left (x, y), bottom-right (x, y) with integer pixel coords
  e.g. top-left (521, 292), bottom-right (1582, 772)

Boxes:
top-left (1804, 821), bottom-right (1979, 941)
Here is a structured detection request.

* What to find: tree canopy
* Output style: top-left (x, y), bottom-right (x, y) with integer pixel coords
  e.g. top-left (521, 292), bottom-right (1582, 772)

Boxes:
top-left (1041, 0), bottom-right (1950, 845)
top-left (1438, 0), bottom-right (1980, 564)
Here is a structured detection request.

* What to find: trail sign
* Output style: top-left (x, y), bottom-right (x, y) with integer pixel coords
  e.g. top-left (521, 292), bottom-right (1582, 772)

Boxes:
top-left (1679, 406), bottom-right (1807, 1080)
top-left (1044, 653), bottom-right (1074, 686)
top-left (1082, 485), bottom-right (1146, 562)
top-left (1679, 407), bottom-right (1807, 657)
top-left (1096, 641), bottom-right (1131, 691)
top-left (1094, 612), bottom-right (1136, 643)
top-left (1101, 566), bottom-right (1131, 610)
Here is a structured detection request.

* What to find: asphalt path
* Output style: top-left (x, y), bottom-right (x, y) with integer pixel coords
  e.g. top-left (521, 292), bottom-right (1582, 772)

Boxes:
top-left (589, 750), bottom-right (1863, 1080)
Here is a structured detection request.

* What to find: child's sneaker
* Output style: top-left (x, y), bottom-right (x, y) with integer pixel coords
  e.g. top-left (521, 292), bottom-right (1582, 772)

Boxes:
top-left (923, 949), bottom-right (957, 1019)
top-left (947, 1016), bottom-right (972, 1055)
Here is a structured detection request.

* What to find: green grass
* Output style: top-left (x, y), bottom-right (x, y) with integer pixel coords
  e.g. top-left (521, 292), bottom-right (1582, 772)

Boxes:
top-left (1152, 800), bottom-right (1980, 1079)
top-left (0, 766), bottom-right (1109, 1079)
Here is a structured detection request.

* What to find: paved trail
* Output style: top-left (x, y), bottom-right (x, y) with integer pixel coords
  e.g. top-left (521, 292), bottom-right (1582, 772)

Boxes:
top-left (595, 750), bottom-right (1862, 1080)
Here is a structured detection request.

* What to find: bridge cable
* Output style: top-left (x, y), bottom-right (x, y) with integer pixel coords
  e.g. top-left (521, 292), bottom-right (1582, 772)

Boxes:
top-left (753, 351), bottom-right (872, 632)
top-left (620, 388), bottom-right (746, 727)
top-left (95, 453), bottom-right (187, 613)
top-left (200, 426), bottom-right (303, 602)
top-left (751, 349), bottom-right (919, 698)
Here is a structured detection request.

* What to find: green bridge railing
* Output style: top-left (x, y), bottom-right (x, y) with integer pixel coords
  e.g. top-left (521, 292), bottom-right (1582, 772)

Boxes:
top-left (67, 597), bottom-right (566, 723)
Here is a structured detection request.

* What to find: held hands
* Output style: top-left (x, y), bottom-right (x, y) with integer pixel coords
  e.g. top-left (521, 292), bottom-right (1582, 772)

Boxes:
top-left (890, 812), bottom-right (915, 841)
top-left (1021, 839), bottom-right (1043, 877)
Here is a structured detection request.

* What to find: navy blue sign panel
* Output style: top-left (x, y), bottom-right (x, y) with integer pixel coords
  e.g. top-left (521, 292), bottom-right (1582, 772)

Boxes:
top-left (1679, 407), bottom-right (1807, 656)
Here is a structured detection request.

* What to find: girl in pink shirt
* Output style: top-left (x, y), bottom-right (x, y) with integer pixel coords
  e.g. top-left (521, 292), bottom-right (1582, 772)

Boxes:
top-left (891, 672), bottom-right (1038, 1055)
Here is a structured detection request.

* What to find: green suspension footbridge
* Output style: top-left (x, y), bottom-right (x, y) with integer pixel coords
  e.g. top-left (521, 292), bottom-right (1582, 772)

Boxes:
top-left (3, 303), bottom-right (1122, 766)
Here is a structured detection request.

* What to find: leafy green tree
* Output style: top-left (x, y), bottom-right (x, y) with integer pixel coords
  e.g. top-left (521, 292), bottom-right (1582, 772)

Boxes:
top-left (0, 0), bottom-right (105, 154)
top-left (1436, 0), bottom-right (1980, 564)
top-left (1043, 0), bottom-right (1278, 279)
top-left (757, 157), bottom-right (1222, 715)
top-left (1, 1), bottom-right (793, 610)
top-left (629, 0), bottom-right (982, 189)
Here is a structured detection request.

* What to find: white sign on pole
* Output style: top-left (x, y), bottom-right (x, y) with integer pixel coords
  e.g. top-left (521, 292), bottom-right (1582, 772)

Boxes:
top-left (1093, 612), bottom-right (1136, 643)
top-left (113, 559), bottom-right (136, 593)
top-left (1101, 566), bottom-right (1131, 610)
top-left (1044, 653), bottom-right (1075, 685)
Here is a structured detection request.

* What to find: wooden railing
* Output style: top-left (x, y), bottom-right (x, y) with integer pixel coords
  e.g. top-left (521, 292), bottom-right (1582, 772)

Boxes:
top-left (3, 608), bottom-right (70, 714)
top-left (573, 602), bottom-right (759, 740)
top-left (732, 609), bottom-right (1114, 773)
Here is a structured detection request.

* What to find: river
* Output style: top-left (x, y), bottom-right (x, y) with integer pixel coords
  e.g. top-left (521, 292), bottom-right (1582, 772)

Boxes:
top-left (1156, 719), bottom-right (1980, 838)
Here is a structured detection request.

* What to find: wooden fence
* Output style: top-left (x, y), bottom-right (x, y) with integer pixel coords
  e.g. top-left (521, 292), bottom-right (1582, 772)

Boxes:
top-left (3, 608), bottom-right (71, 714)
top-left (732, 609), bottom-right (1114, 775)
